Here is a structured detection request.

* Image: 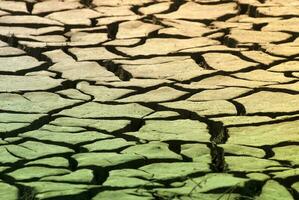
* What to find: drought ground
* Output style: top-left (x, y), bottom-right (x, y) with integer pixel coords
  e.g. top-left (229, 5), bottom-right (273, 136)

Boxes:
top-left (0, 0), bottom-right (299, 199)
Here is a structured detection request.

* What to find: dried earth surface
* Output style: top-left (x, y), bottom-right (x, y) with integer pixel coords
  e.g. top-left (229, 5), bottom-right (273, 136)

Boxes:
top-left (0, 0), bottom-right (298, 200)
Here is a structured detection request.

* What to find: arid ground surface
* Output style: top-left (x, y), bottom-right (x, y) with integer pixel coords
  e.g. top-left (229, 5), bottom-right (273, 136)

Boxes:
top-left (0, 0), bottom-right (299, 199)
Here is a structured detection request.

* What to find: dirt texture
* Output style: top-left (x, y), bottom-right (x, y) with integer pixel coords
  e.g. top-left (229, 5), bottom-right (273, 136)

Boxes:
top-left (0, 0), bottom-right (298, 200)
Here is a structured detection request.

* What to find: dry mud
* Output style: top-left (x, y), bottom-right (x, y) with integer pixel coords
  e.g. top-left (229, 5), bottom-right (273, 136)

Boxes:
top-left (0, 0), bottom-right (299, 199)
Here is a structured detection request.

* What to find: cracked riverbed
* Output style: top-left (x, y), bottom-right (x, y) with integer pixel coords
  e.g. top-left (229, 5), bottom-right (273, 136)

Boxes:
top-left (0, 0), bottom-right (299, 199)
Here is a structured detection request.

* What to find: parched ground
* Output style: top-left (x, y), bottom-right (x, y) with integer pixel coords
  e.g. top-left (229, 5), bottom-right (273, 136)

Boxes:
top-left (0, 0), bottom-right (299, 199)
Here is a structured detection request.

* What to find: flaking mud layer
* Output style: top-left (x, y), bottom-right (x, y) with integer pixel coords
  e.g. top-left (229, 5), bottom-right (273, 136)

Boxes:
top-left (0, 0), bottom-right (298, 199)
